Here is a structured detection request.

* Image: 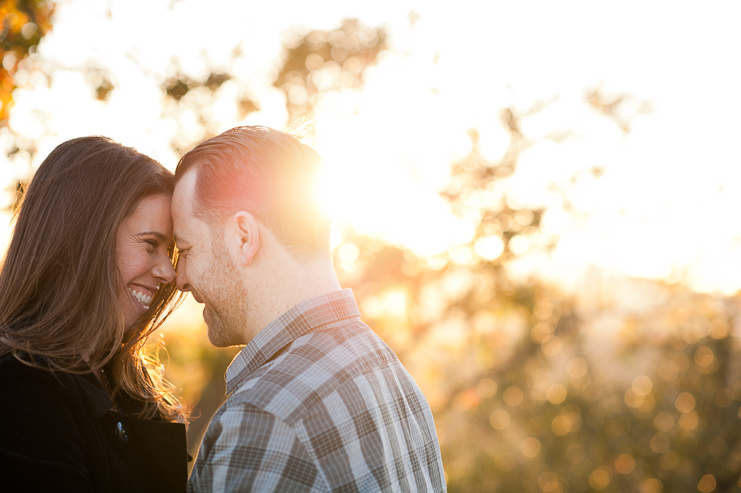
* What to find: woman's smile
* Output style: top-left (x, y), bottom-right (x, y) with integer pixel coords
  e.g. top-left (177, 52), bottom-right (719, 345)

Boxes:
top-left (128, 285), bottom-right (157, 308)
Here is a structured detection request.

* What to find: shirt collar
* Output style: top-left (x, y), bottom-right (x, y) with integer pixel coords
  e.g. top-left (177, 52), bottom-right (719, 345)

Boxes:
top-left (225, 289), bottom-right (360, 394)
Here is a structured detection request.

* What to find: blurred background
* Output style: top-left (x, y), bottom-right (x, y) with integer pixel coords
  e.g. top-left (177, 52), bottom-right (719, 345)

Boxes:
top-left (3, 1), bottom-right (741, 491)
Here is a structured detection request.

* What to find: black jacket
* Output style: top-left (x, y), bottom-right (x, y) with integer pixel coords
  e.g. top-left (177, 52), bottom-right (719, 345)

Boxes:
top-left (0, 355), bottom-right (188, 492)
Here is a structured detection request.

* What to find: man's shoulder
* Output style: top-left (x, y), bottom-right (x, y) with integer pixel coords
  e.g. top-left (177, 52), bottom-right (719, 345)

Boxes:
top-left (227, 320), bottom-right (401, 423)
top-left (201, 321), bottom-right (447, 493)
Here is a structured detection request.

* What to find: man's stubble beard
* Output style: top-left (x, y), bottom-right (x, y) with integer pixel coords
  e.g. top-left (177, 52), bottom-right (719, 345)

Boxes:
top-left (202, 233), bottom-right (251, 348)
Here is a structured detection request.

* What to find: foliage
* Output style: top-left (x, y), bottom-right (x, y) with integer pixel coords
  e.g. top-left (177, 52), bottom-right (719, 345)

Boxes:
top-left (154, 19), bottom-right (386, 156)
top-left (275, 19), bottom-right (386, 123)
top-left (0, 0), bottom-right (54, 124)
top-left (161, 51), bottom-right (255, 156)
top-left (427, 285), bottom-right (741, 493)
top-left (146, 18), bottom-right (741, 492)
top-left (328, 111), bottom-right (741, 491)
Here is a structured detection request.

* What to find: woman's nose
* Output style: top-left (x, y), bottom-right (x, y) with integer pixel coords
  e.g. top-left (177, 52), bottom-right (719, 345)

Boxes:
top-left (153, 255), bottom-right (176, 284)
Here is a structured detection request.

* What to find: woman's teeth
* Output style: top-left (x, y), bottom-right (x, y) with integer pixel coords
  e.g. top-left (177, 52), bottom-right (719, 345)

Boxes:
top-left (129, 288), bottom-right (152, 306)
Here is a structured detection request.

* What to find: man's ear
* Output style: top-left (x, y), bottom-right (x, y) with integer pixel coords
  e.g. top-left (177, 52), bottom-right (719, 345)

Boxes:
top-left (229, 211), bottom-right (260, 266)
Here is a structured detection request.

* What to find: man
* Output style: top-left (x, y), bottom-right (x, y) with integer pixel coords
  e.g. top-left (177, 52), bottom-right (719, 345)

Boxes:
top-left (172, 126), bottom-right (446, 492)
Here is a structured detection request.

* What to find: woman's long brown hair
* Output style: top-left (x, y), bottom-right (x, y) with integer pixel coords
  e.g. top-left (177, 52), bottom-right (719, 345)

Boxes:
top-left (0, 136), bottom-right (186, 423)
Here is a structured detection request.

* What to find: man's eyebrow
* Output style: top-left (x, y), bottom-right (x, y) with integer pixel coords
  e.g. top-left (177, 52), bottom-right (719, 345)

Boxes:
top-left (173, 234), bottom-right (188, 247)
top-left (137, 231), bottom-right (169, 242)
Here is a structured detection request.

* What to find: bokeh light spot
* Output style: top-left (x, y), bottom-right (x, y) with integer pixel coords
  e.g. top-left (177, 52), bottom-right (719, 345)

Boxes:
top-left (476, 378), bottom-right (498, 399)
top-left (638, 393), bottom-right (656, 412)
top-left (305, 53), bottom-right (324, 71)
top-left (489, 409), bottom-right (510, 430)
top-left (521, 437), bottom-right (541, 458)
top-left (450, 245), bottom-right (473, 265)
top-left (614, 454), bottom-right (635, 474)
top-left (588, 467), bottom-right (611, 490)
top-left (509, 235), bottom-right (530, 255)
top-left (541, 336), bottom-right (563, 356)
top-left (641, 478), bottom-right (663, 493)
top-left (474, 235), bottom-right (505, 260)
top-left (659, 451), bottom-right (679, 470)
top-left (546, 384), bottom-right (567, 405)
top-left (710, 319), bottom-right (730, 339)
top-left (503, 386), bottom-right (524, 407)
top-left (694, 346), bottom-right (714, 366)
top-left (538, 472), bottom-right (560, 492)
top-left (675, 392), bottom-right (696, 413)
top-left (715, 388), bottom-right (733, 408)
top-left (625, 389), bottom-right (644, 408)
top-left (697, 474), bottom-right (716, 493)
top-left (654, 412), bottom-right (675, 432)
top-left (650, 432), bottom-right (670, 454)
top-left (678, 411), bottom-right (699, 432)
top-left (531, 322), bottom-right (554, 343)
top-left (632, 375), bottom-right (653, 396)
top-left (551, 416), bottom-right (571, 436)
top-left (338, 242), bottom-right (359, 263)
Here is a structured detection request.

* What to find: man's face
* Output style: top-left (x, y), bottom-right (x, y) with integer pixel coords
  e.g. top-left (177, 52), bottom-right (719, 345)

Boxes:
top-left (171, 171), bottom-right (248, 347)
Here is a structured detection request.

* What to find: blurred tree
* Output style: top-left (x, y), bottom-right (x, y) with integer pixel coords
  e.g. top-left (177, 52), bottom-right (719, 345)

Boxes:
top-left (320, 83), bottom-right (737, 491)
top-left (161, 56), bottom-right (251, 157)
top-left (0, 0), bottom-right (54, 125)
top-left (275, 18), bottom-right (386, 123)
top-left (0, 0), bottom-right (54, 211)
top-left (585, 84), bottom-right (654, 134)
top-left (426, 284), bottom-right (741, 493)
top-left (155, 15), bottom-right (741, 493)
top-left (158, 19), bottom-right (386, 156)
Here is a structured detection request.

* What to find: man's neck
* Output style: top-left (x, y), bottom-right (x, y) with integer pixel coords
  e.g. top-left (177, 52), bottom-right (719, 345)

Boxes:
top-left (269, 260), bottom-right (342, 323)
top-left (241, 254), bottom-right (342, 344)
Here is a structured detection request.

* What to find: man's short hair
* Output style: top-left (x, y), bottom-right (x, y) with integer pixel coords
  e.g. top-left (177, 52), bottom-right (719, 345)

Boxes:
top-left (175, 126), bottom-right (331, 260)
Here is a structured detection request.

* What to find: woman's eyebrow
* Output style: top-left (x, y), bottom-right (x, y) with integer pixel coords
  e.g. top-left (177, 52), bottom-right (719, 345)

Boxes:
top-left (137, 231), bottom-right (169, 242)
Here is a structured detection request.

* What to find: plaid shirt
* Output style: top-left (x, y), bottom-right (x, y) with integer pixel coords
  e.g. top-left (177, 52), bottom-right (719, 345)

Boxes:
top-left (188, 289), bottom-right (446, 493)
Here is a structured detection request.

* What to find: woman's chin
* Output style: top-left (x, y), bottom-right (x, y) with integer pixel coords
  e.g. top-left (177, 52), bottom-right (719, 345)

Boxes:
top-left (122, 302), bottom-right (151, 334)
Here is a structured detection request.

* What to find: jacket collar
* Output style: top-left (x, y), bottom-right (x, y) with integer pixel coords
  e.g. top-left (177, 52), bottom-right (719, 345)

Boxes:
top-left (76, 370), bottom-right (114, 418)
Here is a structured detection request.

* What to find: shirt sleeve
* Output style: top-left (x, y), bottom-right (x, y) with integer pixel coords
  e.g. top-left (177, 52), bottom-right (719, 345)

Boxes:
top-left (189, 402), bottom-right (327, 493)
top-left (0, 366), bottom-right (93, 492)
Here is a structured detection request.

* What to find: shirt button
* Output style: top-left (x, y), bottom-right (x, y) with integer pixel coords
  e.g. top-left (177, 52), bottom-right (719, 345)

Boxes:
top-left (115, 422), bottom-right (129, 443)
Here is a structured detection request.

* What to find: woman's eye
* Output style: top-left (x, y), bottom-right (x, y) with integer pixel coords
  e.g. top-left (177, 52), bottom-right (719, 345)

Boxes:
top-left (145, 240), bottom-right (158, 250)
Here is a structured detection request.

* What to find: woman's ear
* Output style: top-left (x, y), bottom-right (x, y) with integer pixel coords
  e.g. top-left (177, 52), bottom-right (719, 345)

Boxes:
top-left (230, 211), bottom-right (260, 266)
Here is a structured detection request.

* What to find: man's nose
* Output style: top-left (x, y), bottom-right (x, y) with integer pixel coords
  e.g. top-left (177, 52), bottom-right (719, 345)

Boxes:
top-left (176, 266), bottom-right (190, 293)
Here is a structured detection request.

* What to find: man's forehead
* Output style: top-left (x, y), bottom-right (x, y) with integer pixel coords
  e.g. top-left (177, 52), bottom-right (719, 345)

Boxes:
top-left (172, 192), bottom-right (213, 248)
top-left (172, 172), bottom-right (201, 225)
top-left (173, 170), bottom-right (198, 206)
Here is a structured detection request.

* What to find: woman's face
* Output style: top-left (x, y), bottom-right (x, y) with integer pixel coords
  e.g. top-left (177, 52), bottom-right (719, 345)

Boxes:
top-left (115, 193), bottom-right (176, 329)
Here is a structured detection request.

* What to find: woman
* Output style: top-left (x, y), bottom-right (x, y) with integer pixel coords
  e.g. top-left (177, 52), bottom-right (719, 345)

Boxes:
top-left (0, 137), bottom-right (188, 492)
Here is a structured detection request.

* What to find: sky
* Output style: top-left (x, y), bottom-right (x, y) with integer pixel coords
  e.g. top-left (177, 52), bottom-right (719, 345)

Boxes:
top-left (3, 0), bottom-right (741, 295)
